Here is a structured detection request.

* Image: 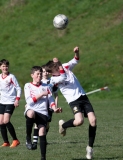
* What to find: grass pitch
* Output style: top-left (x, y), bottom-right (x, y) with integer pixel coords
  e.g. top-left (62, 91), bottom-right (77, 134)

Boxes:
top-left (0, 96), bottom-right (123, 160)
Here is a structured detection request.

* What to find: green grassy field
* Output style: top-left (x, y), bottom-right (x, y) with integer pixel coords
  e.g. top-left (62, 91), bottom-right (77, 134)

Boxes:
top-left (0, 0), bottom-right (123, 99)
top-left (0, 96), bottom-right (123, 160)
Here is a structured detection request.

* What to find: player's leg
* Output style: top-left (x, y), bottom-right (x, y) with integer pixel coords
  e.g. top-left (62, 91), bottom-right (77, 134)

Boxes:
top-left (4, 104), bottom-right (20, 147)
top-left (86, 112), bottom-right (96, 160)
top-left (83, 95), bottom-right (97, 159)
top-left (25, 109), bottom-right (35, 150)
top-left (0, 104), bottom-right (10, 147)
top-left (32, 123), bottom-right (39, 150)
top-left (59, 98), bottom-right (84, 136)
top-left (88, 112), bottom-right (97, 147)
top-left (46, 108), bottom-right (53, 135)
top-left (36, 113), bottom-right (48, 160)
top-left (39, 126), bottom-right (47, 160)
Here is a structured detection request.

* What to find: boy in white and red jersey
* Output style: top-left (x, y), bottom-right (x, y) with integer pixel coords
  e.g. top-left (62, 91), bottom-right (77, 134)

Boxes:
top-left (45, 47), bottom-right (97, 160)
top-left (24, 66), bottom-right (62, 160)
top-left (32, 64), bottom-right (59, 149)
top-left (0, 59), bottom-right (21, 148)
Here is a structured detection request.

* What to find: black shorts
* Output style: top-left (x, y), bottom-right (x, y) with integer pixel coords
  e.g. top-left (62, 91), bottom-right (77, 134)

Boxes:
top-left (33, 112), bottom-right (48, 127)
top-left (0, 103), bottom-right (15, 115)
top-left (69, 95), bottom-right (94, 117)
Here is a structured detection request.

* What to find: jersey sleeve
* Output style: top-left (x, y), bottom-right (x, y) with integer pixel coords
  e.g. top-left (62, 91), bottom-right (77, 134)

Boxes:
top-left (50, 73), bottom-right (66, 85)
top-left (50, 67), bottom-right (67, 85)
top-left (24, 83), bottom-right (36, 106)
top-left (47, 87), bottom-right (56, 108)
top-left (63, 57), bottom-right (79, 71)
top-left (11, 75), bottom-right (21, 100)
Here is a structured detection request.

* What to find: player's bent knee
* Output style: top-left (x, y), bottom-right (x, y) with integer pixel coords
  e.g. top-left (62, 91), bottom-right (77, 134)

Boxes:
top-left (26, 110), bottom-right (35, 118)
top-left (74, 119), bottom-right (84, 126)
top-left (4, 120), bottom-right (10, 124)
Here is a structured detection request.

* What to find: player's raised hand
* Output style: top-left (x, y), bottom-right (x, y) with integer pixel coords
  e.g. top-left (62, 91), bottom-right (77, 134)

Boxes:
top-left (74, 46), bottom-right (79, 59)
top-left (53, 57), bottom-right (59, 62)
top-left (53, 57), bottom-right (62, 66)
top-left (74, 46), bottom-right (79, 53)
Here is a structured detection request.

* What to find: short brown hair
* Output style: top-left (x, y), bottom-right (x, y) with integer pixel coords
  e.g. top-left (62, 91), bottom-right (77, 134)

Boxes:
top-left (0, 59), bottom-right (9, 66)
top-left (45, 60), bottom-right (59, 73)
top-left (31, 66), bottom-right (42, 74)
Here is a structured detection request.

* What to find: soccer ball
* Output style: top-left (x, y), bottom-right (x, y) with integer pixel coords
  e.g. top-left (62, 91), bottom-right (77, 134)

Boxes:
top-left (53, 14), bottom-right (68, 30)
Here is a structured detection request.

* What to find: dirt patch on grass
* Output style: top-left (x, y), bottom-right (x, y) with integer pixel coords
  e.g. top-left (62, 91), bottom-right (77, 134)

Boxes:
top-left (113, 9), bottom-right (123, 25)
top-left (10, 0), bottom-right (27, 6)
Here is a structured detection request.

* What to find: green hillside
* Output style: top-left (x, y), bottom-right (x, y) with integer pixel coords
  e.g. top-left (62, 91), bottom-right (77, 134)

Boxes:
top-left (0, 0), bottom-right (123, 99)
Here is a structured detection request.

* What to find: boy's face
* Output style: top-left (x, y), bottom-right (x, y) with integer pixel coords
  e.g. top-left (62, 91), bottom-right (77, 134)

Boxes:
top-left (0, 64), bottom-right (9, 74)
top-left (31, 70), bottom-right (42, 84)
top-left (42, 68), bottom-right (49, 79)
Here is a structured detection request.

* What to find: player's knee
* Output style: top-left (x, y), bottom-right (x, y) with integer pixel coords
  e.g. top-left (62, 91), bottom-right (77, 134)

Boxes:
top-left (26, 110), bottom-right (35, 118)
top-left (38, 125), bottom-right (46, 136)
top-left (3, 119), bottom-right (9, 124)
top-left (90, 117), bottom-right (96, 127)
top-left (74, 119), bottom-right (84, 126)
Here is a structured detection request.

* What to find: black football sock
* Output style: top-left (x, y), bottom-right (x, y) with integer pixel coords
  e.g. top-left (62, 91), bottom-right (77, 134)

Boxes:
top-left (62, 119), bottom-right (75, 128)
top-left (0, 124), bottom-right (9, 143)
top-left (26, 117), bottom-right (34, 141)
top-left (39, 135), bottom-right (46, 159)
top-left (88, 125), bottom-right (97, 147)
top-left (6, 122), bottom-right (18, 140)
top-left (33, 128), bottom-right (39, 144)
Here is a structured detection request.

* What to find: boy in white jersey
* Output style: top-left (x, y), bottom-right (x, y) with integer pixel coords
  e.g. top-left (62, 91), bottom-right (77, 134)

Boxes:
top-left (32, 65), bottom-right (59, 149)
top-left (24, 66), bottom-right (62, 160)
top-left (45, 47), bottom-right (97, 160)
top-left (0, 59), bottom-right (21, 147)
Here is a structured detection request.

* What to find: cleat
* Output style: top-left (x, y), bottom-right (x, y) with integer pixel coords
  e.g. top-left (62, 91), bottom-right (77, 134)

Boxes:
top-left (10, 140), bottom-right (20, 148)
top-left (59, 120), bottom-right (66, 136)
top-left (86, 146), bottom-right (93, 159)
top-left (32, 143), bottom-right (37, 150)
top-left (0, 142), bottom-right (10, 147)
top-left (26, 139), bottom-right (32, 150)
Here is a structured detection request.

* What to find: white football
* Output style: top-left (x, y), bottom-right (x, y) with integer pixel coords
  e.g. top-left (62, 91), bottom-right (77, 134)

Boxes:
top-left (53, 14), bottom-right (68, 30)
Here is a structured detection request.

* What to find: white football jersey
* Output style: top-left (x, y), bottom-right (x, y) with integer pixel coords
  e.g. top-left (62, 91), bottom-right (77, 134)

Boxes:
top-left (51, 57), bottom-right (86, 103)
top-left (0, 73), bottom-right (21, 104)
top-left (24, 82), bottom-right (55, 116)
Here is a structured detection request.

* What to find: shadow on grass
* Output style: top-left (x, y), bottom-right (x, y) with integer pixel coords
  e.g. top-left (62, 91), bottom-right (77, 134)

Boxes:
top-left (97, 157), bottom-right (122, 160)
top-left (72, 159), bottom-right (87, 160)
top-left (72, 157), bottom-right (121, 160)
top-left (47, 141), bottom-right (85, 145)
top-left (47, 142), bottom-right (123, 147)
top-left (95, 144), bottom-right (123, 147)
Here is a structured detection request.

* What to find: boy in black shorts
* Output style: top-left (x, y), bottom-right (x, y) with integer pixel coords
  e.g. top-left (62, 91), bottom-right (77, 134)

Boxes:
top-left (24, 66), bottom-right (62, 160)
top-left (32, 64), bottom-right (59, 149)
top-left (0, 59), bottom-right (21, 147)
top-left (46, 47), bottom-right (97, 160)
